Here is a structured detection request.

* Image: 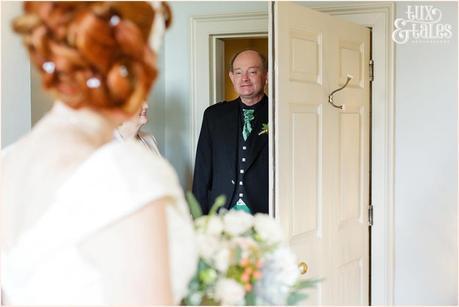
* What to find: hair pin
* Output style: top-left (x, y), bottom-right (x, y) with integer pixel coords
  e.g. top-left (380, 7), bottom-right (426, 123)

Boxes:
top-left (119, 65), bottom-right (128, 77)
top-left (42, 61), bottom-right (55, 74)
top-left (86, 77), bottom-right (101, 89)
top-left (109, 15), bottom-right (120, 27)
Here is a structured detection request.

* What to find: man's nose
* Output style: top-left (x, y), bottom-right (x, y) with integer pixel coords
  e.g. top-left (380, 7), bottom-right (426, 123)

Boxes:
top-left (241, 72), bottom-right (249, 81)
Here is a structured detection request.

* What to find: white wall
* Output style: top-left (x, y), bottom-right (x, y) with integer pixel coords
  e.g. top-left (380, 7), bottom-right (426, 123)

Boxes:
top-left (1, 1), bottom-right (31, 149)
top-left (393, 1), bottom-right (457, 305)
top-left (163, 1), bottom-right (268, 189)
top-left (30, 66), bottom-right (53, 126)
top-left (147, 44), bottom-right (166, 156)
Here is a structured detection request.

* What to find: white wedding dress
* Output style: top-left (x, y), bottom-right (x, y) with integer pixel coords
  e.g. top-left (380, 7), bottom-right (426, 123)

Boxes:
top-left (0, 103), bottom-right (197, 305)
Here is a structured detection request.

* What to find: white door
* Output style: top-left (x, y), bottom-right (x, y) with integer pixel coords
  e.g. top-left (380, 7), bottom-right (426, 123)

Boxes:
top-left (273, 2), bottom-right (371, 305)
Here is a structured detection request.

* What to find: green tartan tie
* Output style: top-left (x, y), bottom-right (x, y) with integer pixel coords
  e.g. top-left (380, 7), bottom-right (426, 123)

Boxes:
top-left (242, 109), bottom-right (255, 141)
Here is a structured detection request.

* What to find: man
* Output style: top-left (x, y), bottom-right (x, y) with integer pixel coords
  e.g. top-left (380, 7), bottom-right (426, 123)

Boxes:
top-left (192, 49), bottom-right (268, 214)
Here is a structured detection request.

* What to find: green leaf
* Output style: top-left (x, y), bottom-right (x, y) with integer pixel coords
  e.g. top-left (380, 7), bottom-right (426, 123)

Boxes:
top-left (199, 268), bottom-right (217, 285)
top-left (186, 191), bottom-right (203, 220)
top-left (227, 265), bottom-right (244, 280)
top-left (287, 292), bottom-right (308, 305)
top-left (245, 290), bottom-right (256, 305)
top-left (234, 246), bottom-right (242, 263)
top-left (209, 195), bottom-right (226, 215)
top-left (198, 259), bottom-right (209, 270)
top-left (293, 278), bottom-right (323, 290)
top-left (201, 295), bottom-right (219, 305)
top-left (188, 278), bottom-right (200, 291)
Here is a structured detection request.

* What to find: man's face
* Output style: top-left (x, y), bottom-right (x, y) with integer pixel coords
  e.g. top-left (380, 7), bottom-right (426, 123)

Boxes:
top-left (229, 51), bottom-right (268, 100)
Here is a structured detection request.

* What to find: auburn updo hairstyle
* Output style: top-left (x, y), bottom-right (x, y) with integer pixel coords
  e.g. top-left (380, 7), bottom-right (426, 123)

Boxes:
top-left (12, 2), bottom-right (172, 115)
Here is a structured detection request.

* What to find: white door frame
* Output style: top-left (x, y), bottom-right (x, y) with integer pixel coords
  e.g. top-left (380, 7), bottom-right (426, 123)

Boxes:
top-left (190, 3), bottom-right (395, 305)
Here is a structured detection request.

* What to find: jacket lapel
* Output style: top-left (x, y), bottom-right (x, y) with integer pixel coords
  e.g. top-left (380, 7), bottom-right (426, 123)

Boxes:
top-left (246, 98), bottom-right (268, 171)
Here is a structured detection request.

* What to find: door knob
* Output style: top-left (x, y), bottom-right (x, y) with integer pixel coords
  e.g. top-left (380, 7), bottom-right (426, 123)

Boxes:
top-left (298, 261), bottom-right (308, 275)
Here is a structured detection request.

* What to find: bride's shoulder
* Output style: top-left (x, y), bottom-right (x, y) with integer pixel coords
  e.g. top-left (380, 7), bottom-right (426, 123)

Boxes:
top-left (74, 139), bottom-right (181, 195)
top-left (100, 139), bottom-right (172, 172)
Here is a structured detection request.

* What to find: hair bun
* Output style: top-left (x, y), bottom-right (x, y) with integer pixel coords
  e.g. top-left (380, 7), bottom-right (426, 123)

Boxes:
top-left (12, 1), bottom-right (170, 116)
top-left (110, 2), bottom-right (154, 41)
top-left (73, 11), bottom-right (116, 74)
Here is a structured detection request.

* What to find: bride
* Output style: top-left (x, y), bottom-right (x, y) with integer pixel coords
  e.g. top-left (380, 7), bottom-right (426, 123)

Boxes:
top-left (0, 2), bottom-right (197, 305)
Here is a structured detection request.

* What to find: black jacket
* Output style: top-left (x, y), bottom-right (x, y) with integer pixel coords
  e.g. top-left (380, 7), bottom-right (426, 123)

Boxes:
top-left (192, 96), bottom-right (268, 214)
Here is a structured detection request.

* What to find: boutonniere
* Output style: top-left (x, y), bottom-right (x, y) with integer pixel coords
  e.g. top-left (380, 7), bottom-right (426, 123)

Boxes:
top-left (258, 123), bottom-right (269, 135)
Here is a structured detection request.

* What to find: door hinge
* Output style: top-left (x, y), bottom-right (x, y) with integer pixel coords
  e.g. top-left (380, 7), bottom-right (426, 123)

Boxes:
top-left (369, 59), bottom-right (374, 82)
top-left (368, 205), bottom-right (374, 226)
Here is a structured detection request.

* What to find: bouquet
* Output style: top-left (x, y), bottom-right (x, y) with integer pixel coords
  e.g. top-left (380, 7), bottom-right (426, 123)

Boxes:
top-left (183, 194), bottom-right (317, 305)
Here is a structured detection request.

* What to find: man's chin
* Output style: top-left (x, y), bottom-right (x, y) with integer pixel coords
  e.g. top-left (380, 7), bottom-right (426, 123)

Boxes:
top-left (238, 91), bottom-right (255, 98)
top-left (239, 92), bottom-right (264, 100)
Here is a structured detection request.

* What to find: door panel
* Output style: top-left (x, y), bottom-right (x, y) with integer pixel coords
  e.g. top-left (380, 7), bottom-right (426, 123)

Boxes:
top-left (290, 104), bottom-right (321, 237)
top-left (274, 2), bottom-right (370, 305)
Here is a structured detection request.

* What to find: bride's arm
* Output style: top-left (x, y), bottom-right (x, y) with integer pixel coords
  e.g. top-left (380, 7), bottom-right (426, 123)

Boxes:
top-left (78, 197), bottom-right (174, 305)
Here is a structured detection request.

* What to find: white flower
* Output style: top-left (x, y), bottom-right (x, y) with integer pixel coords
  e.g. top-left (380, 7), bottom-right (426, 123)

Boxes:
top-left (196, 233), bottom-right (219, 261)
top-left (231, 236), bottom-right (258, 259)
top-left (195, 215), bottom-right (224, 236)
top-left (188, 292), bottom-right (202, 305)
top-left (195, 216), bottom-right (209, 233)
top-left (214, 247), bottom-right (230, 272)
top-left (254, 213), bottom-right (284, 244)
top-left (223, 210), bottom-right (254, 236)
top-left (268, 247), bottom-right (300, 286)
top-left (206, 215), bottom-right (224, 236)
top-left (215, 278), bottom-right (245, 305)
top-left (254, 247), bottom-right (299, 304)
